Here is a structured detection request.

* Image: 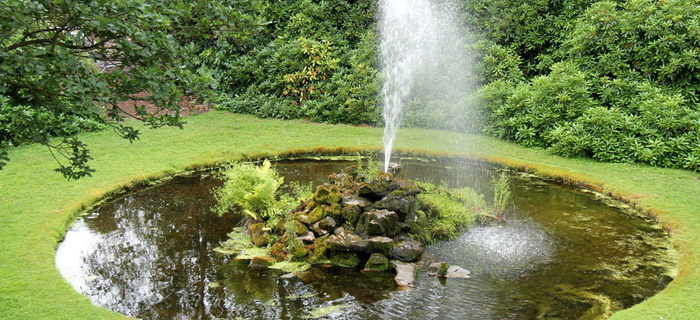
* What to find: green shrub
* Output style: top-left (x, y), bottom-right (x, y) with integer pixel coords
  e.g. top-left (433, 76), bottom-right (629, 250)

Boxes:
top-left (565, 0), bottom-right (700, 102)
top-left (201, 0), bottom-right (379, 125)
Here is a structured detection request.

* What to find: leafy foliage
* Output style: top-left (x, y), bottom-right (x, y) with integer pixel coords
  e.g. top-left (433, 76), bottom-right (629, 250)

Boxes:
top-left (213, 160), bottom-right (285, 222)
top-left (476, 0), bottom-right (700, 171)
top-left (202, 0), bottom-right (380, 125)
top-left (0, 0), bottom-right (251, 178)
top-left (462, 0), bottom-right (597, 75)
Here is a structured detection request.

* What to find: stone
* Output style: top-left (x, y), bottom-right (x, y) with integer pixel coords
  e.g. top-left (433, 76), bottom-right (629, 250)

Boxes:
top-left (366, 236), bottom-right (394, 256)
top-left (327, 230), bottom-right (368, 252)
top-left (341, 204), bottom-right (363, 226)
top-left (391, 260), bottom-right (416, 287)
top-left (427, 261), bottom-right (449, 277)
top-left (390, 239), bottom-right (423, 262)
top-left (308, 235), bottom-right (330, 263)
top-left (396, 179), bottom-right (421, 195)
top-left (358, 176), bottom-right (397, 199)
top-left (250, 256), bottom-right (275, 267)
top-left (313, 185), bottom-right (342, 205)
top-left (355, 209), bottom-right (399, 237)
top-left (249, 223), bottom-right (270, 247)
top-left (297, 231), bottom-right (316, 243)
top-left (280, 272), bottom-right (298, 280)
top-left (299, 205), bottom-right (326, 225)
top-left (311, 224), bottom-right (328, 237)
top-left (444, 265), bottom-right (471, 279)
top-left (270, 242), bottom-right (287, 261)
top-left (292, 220), bottom-right (310, 235)
top-left (374, 190), bottom-right (415, 216)
top-left (342, 195), bottom-right (371, 208)
top-left (364, 253), bottom-right (389, 272)
top-left (475, 213), bottom-right (500, 226)
top-left (318, 216), bottom-right (337, 231)
top-left (323, 202), bottom-right (343, 219)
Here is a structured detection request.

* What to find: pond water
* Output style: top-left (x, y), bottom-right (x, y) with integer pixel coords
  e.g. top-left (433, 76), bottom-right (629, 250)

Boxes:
top-left (56, 159), bottom-right (675, 320)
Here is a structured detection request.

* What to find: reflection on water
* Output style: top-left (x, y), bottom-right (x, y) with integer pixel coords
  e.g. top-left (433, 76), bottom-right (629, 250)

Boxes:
top-left (56, 159), bottom-right (675, 320)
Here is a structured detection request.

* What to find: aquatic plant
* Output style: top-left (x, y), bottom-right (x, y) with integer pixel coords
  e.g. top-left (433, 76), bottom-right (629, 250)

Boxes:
top-left (492, 172), bottom-right (511, 222)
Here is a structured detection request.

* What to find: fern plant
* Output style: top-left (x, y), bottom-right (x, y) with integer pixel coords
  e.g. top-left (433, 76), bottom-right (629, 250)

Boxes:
top-left (212, 160), bottom-right (285, 223)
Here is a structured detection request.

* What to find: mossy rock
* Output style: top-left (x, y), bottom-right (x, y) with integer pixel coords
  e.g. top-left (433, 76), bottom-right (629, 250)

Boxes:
top-left (299, 205), bottom-right (326, 225)
top-left (330, 252), bottom-right (361, 268)
top-left (341, 204), bottom-right (363, 226)
top-left (355, 209), bottom-right (399, 237)
top-left (364, 253), bottom-right (389, 271)
top-left (308, 235), bottom-right (330, 264)
top-left (249, 223), bottom-right (270, 247)
top-left (366, 236), bottom-right (394, 256)
top-left (292, 245), bottom-right (309, 259)
top-left (374, 190), bottom-right (415, 216)
top-left (323, 202), bottom-right (342, 219)
top-left (270, 242), bottom-right (287, 261)
top-left (251, 256), bottom-right (276, 267)
top-left (292, 220), bottom-right (309, 235)
top-left (314, 185), bottom-right (343, 205)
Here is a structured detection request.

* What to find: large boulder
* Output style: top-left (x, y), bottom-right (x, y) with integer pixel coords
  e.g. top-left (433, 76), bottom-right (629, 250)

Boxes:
top-left (390, 239), bottom-right (423, 262)
top-left (355, 209), bottom-right (399, 237)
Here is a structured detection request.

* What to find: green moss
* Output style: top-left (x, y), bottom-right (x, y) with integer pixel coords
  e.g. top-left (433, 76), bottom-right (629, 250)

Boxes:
top-left (438, 262), bottom-right (448, 276)
top-left (341, 204), bottom-right (362, 226)
top-left (308, 235), bottom-right (330, 264)
top-left (292, 220), bottom-right (309, 235)
top-left (364, 253), bottom-right (389, 271)
top-left (251, 256), bottom-right (276, 267)
top-left (329, 252), bottom-right (360, 268)
top-left (414, 182), bottom-right (482, 244)
top-left (300, 205), bottom-right (326, 225)
top-left (249, 223), bottom-right (270, 247)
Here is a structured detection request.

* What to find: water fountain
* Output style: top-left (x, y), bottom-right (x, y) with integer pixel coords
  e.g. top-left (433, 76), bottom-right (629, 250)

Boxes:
top-left (54, 1), bottom-right (676, 318)
top-left (380, 0), bottom-right (473, 171)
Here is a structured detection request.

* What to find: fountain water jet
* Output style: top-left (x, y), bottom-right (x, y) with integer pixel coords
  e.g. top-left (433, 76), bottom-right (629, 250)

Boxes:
top-left (379, 0), bottom-right (474, 172)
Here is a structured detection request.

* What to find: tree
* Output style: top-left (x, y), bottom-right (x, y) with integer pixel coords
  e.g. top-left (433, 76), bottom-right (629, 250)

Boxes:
top-left (0, 0), bottom-right (263, 179)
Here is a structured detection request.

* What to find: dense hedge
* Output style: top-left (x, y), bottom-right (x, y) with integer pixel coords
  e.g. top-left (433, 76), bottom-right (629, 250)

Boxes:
top-left (199, 0), bottom-right (380, 125)
top-left (477, 0), bottom-right (700, 170)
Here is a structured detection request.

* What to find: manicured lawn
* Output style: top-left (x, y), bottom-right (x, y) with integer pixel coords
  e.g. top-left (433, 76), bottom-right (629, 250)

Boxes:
top-left (1, 112), bottom-right (698, 319)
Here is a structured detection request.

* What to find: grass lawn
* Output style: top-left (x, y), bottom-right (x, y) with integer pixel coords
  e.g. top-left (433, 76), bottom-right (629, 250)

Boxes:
top-left (1, 111), bottom-right (698, 319)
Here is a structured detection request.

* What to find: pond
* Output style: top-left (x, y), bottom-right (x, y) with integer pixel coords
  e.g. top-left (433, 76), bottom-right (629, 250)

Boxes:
top-left (56, 158), bottom-right (675, 319)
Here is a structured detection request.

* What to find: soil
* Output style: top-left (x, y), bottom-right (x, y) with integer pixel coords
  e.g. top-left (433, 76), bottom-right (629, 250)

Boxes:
top-left (109, 92), bottom-right (211, 118)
